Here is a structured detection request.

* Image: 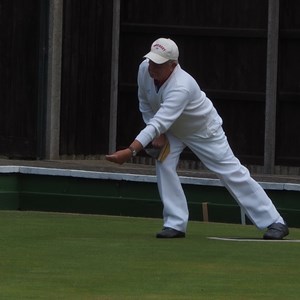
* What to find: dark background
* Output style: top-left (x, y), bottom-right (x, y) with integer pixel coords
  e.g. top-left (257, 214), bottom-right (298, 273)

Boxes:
top-left (0, 0), bottom-right (299, 167)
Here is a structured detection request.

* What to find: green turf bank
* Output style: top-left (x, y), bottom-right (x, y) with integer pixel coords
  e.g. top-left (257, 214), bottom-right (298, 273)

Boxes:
top-left (0, 166), bottom-right (300, 228)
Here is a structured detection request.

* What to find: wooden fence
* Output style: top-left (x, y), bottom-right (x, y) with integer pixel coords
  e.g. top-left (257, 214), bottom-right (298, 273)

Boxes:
top-left (0, 0), bottom-right (299, 173)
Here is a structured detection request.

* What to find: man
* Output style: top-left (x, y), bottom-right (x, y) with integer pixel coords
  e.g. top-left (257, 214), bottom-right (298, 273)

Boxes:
top-left (106, 37), bottom-right (289, 240)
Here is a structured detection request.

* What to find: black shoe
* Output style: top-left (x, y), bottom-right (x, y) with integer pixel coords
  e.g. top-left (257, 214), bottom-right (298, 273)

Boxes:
top-left (263, 222), bottom-right (289, 240)
top-left (156, 227), bottom-right (185, 239)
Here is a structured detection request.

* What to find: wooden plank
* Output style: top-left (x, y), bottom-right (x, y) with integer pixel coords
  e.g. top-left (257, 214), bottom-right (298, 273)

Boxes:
top-left (0, 1), bottom-right (40, 158)
top-left (264, 0), bottom-right (280, 174)
top-left (202, 202), bottom-right (209, 222)
top-left (280, 29), bottom-right (300, 39)
top-left (60, 0), bottom-right (113, 155)
top-left (109, 0), bottom-right (121, 153)
top-left (36, 0), bottom-right (50, 159)
top-left (121, 23), bottom-right (267, 38)
top-left (45, 0), bottom-right (63, 160)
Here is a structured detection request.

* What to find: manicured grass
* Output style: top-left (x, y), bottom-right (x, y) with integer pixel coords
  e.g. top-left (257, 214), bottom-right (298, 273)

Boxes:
top-left (0, 211), bottom-right (299, 299)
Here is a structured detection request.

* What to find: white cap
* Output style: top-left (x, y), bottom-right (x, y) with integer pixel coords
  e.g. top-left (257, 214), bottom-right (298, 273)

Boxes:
top-left (144, 38), bottom-right (179, 64)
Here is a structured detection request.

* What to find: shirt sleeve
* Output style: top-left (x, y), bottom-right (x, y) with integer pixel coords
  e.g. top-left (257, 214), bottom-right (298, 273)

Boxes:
top-left (137, 62), bottom-right (155, 124)
top-left (135, 124), bottom-right (157, 147)
top-left (148, 87), bottom-right (190, 133)
top-left (135, 87), bottom-right (190, 147)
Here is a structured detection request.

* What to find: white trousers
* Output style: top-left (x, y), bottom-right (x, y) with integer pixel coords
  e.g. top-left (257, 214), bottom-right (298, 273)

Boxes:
top-left (156, 128), bottom-right (283, 232)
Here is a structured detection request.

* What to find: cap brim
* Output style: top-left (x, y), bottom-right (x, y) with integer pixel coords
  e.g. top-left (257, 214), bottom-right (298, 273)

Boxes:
top-left (143, 51), bottom-right (169, 64)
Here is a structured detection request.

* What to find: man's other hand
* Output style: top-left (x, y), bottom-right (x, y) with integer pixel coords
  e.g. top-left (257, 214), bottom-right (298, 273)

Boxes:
top-left (152, 134), bottom-right (167, 148)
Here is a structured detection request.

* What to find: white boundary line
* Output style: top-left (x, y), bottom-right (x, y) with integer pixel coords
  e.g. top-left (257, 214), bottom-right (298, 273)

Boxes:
top-left (208, 237), bottom-right (300, 243)
top-left (1, 165), bottom-right (300, 191)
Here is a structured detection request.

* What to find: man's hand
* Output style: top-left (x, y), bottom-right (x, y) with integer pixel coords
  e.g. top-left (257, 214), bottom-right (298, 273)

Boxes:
top-left (106, 140), bottom-right (143, 165)
top-left (106, 148), bottom-right (132, 165)
top-left (152, 134), bottom-right (167, 148)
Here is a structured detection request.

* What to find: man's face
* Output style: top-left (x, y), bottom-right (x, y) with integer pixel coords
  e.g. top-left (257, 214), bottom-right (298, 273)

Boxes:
top-left (148, 60), bottom-right (176, 82)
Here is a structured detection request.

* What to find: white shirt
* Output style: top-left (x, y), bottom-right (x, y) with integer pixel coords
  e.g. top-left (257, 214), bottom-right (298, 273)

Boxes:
top-left (135, 59), bottom-right (222, 147)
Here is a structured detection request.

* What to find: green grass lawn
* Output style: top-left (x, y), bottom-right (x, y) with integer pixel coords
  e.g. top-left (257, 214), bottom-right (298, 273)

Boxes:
top-left (0, 211), bottom-right (299, 299)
